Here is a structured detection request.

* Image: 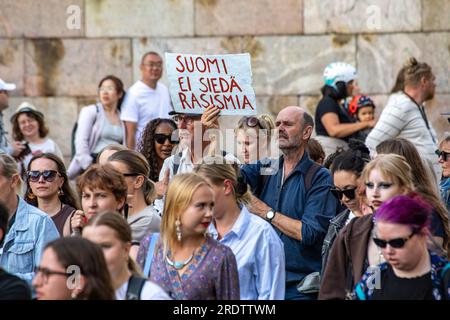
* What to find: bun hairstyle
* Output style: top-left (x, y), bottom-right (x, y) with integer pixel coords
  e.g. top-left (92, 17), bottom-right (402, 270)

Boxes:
top-left (330, 140), bottom-right (370, 177)
top-left (107, 150), bottom-right (156, 205)
top-left (403, 57), bottom-right (433, 87)
top-left (194, 156), bottom-right (251, 205)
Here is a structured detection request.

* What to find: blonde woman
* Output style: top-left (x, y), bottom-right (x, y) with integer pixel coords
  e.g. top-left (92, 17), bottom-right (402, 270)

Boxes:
top-left (195, 159), bottom-right (285, 299)
top-left (136, 173), bottom-right (240, 300)
top-left (235, 114), bottom-right (275, 164)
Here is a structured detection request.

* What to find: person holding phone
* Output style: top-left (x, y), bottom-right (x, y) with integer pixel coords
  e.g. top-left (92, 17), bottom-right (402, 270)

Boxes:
top-left (70, 164), bottom-right (127, 236)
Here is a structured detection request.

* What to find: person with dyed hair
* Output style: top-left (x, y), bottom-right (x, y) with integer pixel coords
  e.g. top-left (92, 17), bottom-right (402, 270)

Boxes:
top-left (354, 194), bottom-right (450, 300)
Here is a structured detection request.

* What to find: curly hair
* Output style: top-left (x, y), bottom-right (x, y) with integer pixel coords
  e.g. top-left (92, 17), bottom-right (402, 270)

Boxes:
top-left (137, 118), bottom-right (177, 182)
top-left (12, 111), bottom-right (49, 141)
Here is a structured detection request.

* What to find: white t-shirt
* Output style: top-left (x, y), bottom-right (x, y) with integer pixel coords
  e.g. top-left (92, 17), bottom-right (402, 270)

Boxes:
top-left (20, 138), bottom-right (64, 173)
top-left (120, 80), bottom-right (173, 148)
top-left (115, 279), bottom-right (171, 300)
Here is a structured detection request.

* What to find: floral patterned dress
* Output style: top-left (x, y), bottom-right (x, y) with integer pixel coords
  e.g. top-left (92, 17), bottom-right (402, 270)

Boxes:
top-left (137, 234), bottom-right (240, 300)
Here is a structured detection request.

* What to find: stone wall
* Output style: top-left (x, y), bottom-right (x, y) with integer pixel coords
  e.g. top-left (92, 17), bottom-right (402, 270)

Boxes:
top-left (0, 0), bottom-right (449, 162)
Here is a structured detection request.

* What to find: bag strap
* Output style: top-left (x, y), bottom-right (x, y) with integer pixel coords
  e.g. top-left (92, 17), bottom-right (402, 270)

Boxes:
top-left (172, 152), bottom-right (183, 176)
top-left (125, 275), bottom-right (146, 300)
top-left (304, 161), bottom-right (321, 193)
top-left (143, 233), bottom-right (159, 277)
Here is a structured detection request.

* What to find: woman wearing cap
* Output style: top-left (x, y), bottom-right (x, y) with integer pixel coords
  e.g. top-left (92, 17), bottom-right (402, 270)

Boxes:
top-left (11, 102), bottom-right (63, 179)
top-left (235, 114), bottom-right (275, 164)
top-left (67, 75), bottom-right (126, 180)
top-left (314, 62), bottom-right (376, 158)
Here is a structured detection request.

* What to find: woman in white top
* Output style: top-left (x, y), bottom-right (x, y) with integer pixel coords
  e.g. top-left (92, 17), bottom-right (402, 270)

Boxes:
top-left (83, 211), bottom-right (170, 300)
top-left (68, 75), bottom-right (126, 179)
top-left (10, 102), bottom-right (63, 179)
top-left (107, 149), bottom-right (161, 243)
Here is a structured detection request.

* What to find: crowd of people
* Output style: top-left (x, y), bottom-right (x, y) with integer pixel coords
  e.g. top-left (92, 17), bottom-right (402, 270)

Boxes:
top-left (0, 52), bottom-right (449, 300)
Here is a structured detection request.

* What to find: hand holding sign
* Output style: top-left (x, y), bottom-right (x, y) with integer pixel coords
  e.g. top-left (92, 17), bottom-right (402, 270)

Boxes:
top-left (201, 105), bottom-right (221, 130)
top-left (166, 53), bottom-right (257, 116)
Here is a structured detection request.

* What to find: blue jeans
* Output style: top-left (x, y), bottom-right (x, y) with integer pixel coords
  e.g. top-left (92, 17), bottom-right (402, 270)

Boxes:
top-left (285, 282), bottom-right (318, 300)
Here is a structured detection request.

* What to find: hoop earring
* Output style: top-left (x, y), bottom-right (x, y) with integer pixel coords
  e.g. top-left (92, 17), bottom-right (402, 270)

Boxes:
top-left (27, 190), bottom-right (36, 200)
top-left (175, 217), bottom-right (182, 241)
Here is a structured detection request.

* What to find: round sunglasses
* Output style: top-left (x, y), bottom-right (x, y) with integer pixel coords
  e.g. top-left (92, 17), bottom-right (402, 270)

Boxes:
top-left (27, 170), bottom-right (60, 183)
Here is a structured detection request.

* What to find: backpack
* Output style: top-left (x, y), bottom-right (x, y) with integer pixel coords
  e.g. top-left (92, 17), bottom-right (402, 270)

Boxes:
top-left (172, 150), bottom-right (229, 175)
top-left (71, 104), bottom-right (100, 160)
top-left (125, 275), bottom-right (147, 300)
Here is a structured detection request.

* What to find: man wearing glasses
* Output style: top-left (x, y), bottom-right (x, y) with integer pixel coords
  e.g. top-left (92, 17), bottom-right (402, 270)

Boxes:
top-left (121, 52), bottom-right (173, 150)
top-left (0, 78), bottom-right (26, 157)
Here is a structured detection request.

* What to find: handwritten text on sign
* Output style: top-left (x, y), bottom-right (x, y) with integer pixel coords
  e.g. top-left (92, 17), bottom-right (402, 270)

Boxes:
top-left (166, 53), bottom-right (257, 115)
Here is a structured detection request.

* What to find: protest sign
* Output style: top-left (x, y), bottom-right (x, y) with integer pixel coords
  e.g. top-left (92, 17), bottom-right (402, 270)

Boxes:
top-left (166, 53), bottom-right (257, 116)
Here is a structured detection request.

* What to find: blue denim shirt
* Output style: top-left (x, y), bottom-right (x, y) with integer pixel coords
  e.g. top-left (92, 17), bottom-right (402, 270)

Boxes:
top-left (0, 196), bottom-right (59, 285)
top-left (241, 152), bottom-right (337, 282)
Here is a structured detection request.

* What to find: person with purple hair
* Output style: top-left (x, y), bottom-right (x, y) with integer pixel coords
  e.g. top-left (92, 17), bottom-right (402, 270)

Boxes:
top-left (353, 194), bottom-right (450, 300)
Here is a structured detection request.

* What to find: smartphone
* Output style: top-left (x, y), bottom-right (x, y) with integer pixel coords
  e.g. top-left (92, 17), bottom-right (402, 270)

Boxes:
top-left (18, 142), bottom-right (31, 159)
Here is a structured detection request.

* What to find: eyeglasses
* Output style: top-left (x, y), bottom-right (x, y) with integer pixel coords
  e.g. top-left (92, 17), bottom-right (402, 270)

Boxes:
top-left (142, 62), bottom-right (163, 69)
top-left (34, 266), bottom-right (68, 283)
top-left (330, 187), bottom-right (357, 200)
top-left (154, 133), bottom-right (179, 145)
top-left (436, 149), bottom-right (450, 161)
top-left (123, 173), bottom-right (141, 177)
top-left (172, 115), bottom-right (199, 125)
top-left (98, 86), bottom-right (116, 93)
top-left (28, 170), bottom-right (60, 183)
top-left (373, 231), bottom-right (416, 249)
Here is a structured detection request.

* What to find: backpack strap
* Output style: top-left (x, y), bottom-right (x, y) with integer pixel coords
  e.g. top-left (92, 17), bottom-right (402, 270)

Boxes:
top-left (143, 233), bottom-right (159, 277)
top-left (125, 275), bottom-right (146, 300)
top-left (304, 161), bottom-right (321, 193)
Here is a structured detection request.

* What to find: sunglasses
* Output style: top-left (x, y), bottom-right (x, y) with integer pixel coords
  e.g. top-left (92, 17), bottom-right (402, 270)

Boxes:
top-left (27, 170), bottom-right (60, 183)
top-left (436, 149), bottom-right (450, 161)
top-left (373, 231), bottom-right (415, 249)
top-left (239, 116), bottom-right (267, 129)
top-left (330, 187), bottom-right (357, 200)
top-left (154, 133), bottom-right (179, 145)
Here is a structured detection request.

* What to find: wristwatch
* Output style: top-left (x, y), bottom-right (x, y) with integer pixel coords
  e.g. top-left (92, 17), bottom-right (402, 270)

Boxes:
top-left (265, 210), bottom-right (276, 223)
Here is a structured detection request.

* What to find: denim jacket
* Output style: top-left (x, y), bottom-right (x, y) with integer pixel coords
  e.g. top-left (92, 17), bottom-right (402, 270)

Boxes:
top-left (440, 177), bottom-right (450, 214)
top-left (0, 196), bottom-right (59, 285)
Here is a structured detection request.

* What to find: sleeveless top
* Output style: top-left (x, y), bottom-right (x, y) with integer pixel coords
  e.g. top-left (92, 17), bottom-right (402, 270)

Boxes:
top-left (51, 204), bottom-right (76, 237)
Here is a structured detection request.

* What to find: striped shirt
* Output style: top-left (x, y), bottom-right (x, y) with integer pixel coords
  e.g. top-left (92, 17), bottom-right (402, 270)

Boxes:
top-left (365, 92), bottom-right (441, 180)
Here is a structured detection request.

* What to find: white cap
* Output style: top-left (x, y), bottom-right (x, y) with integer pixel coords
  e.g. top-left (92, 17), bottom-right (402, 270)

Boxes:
top-left (0, 78), bottom-right (16, 91)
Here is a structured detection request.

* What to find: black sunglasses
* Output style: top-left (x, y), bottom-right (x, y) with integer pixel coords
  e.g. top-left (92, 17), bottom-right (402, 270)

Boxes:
top-left (436, 149), bottom-right (450, 161)
top-left (154, 133), bottom-right (179, 145)
top-left (373, 231), bottom-right (415, 249)
top-left (330, 187), bottom-right (357, 201)
top-left (28, 170), bottom-right (59, 183)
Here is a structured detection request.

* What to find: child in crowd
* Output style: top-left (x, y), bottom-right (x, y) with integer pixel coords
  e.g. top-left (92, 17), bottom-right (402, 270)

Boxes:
top-left (348, 95), bottom-right (376, 142)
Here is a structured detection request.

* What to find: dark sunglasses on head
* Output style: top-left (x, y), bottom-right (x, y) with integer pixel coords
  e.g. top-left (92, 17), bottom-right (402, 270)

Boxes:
top-left (27, 170), bottom-right (59, 182)
top-left (154, 133), bottom-right (179, 145)
top-left (330, 187), bottom-right (357, 200)
top-left (239, 116), bottom-right (267, 129)
top-left (435, 149), bottom-right (450, 161)
top-left (373, 231), bottom-right (415, 249)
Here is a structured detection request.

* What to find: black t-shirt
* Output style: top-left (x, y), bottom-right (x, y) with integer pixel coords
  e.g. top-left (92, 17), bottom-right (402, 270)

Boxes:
top-left (0, 268), bottom-right (32, 300)
top-left (315, 96), bottom-right (354, 141)
top-left (370, 265), bottom-right (434, 300)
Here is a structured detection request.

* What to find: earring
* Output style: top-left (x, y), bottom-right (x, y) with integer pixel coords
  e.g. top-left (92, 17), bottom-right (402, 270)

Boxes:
top-left (175, 217), bottom-right (182, 241)
top-left (58, 188), bottom-right (64, 196)
top-left (71, 291), bottom-right (78, 300)
top-left (27, 190), bottom-right (36, 200)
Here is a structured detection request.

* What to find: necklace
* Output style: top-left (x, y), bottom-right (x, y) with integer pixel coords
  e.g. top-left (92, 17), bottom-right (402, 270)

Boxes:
top-left (166, 251), bottom-right (195, 270)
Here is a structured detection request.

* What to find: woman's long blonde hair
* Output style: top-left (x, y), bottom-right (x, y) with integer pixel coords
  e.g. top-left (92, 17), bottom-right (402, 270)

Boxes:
top-left (161, 173), bottom-right (212, 255)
